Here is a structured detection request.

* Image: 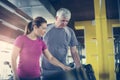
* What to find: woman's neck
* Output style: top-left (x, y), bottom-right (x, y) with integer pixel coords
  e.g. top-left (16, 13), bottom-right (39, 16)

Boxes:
top-left (27, 32), bottom-right (37, 40)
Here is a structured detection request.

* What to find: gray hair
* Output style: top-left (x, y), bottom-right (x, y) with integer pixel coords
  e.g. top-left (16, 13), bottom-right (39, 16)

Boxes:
top-left (56, 8), bottom-right (71, 19)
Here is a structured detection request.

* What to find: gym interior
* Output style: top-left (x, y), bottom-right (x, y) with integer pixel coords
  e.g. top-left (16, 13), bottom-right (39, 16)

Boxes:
top-left (0, 0), bottom-right (120, 80)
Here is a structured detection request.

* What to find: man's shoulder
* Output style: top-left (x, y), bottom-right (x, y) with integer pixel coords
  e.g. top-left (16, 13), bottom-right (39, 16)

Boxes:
top-left (66, 26), bottom-right (74, 33)
top-left (47, 23), bottom-right (54, 27)
top-left (45, 23), bottom-right (55, 33)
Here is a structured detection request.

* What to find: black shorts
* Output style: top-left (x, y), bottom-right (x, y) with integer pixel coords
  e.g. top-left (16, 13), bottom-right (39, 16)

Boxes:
top-left (19, 77), bottom-right (41, 80)
top-left (42, 71), bottom-right (66, 80)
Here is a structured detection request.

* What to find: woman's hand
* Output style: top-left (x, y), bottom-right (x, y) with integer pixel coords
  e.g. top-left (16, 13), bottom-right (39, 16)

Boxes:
top-left (62, 65), bottom-right (72, 71)
top-left (43, 49), bottom-right (72, 71)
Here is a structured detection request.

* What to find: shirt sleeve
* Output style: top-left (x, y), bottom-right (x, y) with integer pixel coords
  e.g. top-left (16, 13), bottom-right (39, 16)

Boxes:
top-left (14, 35), bottom-right (24, 48)
top-left (69, 29), bottom-right (79, 47)
top-left (42, 41), bottom-right (47, 51)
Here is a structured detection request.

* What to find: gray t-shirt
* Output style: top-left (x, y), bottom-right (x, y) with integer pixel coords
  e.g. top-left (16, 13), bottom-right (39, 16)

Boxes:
top-left (42, 25), bottom-right (78, 76)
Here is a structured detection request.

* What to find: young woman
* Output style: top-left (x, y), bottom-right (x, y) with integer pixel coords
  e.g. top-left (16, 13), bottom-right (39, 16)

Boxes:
top-left (11, 17), bottom-right (71, 80)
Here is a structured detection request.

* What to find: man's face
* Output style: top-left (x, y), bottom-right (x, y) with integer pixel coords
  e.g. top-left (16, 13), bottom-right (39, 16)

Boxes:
top-left (56, 16), bottom-right (70, 28)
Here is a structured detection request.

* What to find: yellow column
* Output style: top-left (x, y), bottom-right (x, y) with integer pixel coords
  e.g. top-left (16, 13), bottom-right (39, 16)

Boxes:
top-left (94, 0), bottom-right (115, 80)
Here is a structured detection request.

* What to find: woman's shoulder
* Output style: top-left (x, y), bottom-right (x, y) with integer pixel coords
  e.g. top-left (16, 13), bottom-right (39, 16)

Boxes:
top-left (38, 38), bottom-right (46, 45)
top-left (15, 35), bottom-right (27, 41)
top-left (14, 35), bottom-right (26, 45)
top-left (38, 38), bottom-right (44, 43)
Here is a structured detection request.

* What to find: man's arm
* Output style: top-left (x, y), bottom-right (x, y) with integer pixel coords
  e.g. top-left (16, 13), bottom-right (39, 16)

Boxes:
top-left (70, 46), bottom-right (81, 68)
top-left (70, 46), bottom-right (89, 80)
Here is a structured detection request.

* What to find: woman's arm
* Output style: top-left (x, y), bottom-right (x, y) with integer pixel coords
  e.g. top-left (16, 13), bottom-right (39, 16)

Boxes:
top-left (11, 46), bottom-right (20, 80)
top-left (43, 49), bottom-right (71, 70)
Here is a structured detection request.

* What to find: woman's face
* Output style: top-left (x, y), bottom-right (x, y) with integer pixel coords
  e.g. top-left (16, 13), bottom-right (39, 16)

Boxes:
top-left (34, 23), bottom-right (47, 37)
